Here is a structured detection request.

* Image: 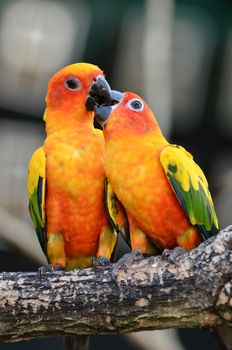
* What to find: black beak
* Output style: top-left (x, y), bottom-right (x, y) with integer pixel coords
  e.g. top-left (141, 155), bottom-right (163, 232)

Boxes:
top-left (95, 90), bottom-right (123, 127)
top-left (86, 76), bottom-right (112, 111)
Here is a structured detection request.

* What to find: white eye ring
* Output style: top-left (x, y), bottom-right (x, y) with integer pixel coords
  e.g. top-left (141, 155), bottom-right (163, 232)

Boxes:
top-left (127, 98), bottom-right (144, 112)
top-left (64, 77), bottom-right (82, 91)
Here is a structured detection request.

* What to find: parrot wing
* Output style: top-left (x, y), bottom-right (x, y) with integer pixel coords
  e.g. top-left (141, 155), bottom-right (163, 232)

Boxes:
top-left (28, 147), bottom-right (47, 254)
top-left (105, 178), bottom-right (130, 246)
top-left (160, 144), bottom-right (219, 239)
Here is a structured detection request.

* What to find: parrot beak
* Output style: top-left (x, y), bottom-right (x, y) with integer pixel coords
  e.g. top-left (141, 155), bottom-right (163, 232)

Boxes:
top-left (94, 90), bottom-right (123, 127)
top-left (110, 90), bottom-right (123, 105)
top-left (86, 76), bottom-right (112, 111)
top-left (94, 106), bottom-right (113, 127)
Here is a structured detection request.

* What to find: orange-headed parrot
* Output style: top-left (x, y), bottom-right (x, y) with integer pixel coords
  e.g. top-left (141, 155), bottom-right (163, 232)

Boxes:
top-left (28, 63), bottom-right (118, 270)
top-left (95, 91), bottom-right (219, 254)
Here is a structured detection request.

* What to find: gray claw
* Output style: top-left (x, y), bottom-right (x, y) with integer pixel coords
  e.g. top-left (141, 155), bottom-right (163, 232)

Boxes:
top-left (92, 256), bottom-right (111, 267)
top-left (162, 247), bottom-right (189, 265)
top-left (38, 263), bottom-right (63, 277)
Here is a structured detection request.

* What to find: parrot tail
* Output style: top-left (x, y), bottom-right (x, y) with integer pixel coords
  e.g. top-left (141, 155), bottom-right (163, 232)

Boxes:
top-left (64, 335), bottom-right (90, 350)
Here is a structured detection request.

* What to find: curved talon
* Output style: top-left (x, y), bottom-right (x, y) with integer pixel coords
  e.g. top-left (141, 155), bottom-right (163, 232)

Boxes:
top-left (162, 248), bottom-right (172, 258)
top-left (117, 249), bottom-right (143, 266)
top-left (52, 263), bottom-right (64, 271)
top-left (98, 256), bottom-right (111, 266)
top-left (92, 256), bottom-right (111, 267)
top-left (162, 247), bottom-right (188, 266)
top-left (38, 263), bottom-right (63, 277)
top-left (38, 264), bottom-right (52, 276)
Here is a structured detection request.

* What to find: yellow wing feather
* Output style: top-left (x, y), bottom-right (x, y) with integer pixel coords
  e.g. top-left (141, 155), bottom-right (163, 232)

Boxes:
top-left (28, 146), bottom-right (46, 252)
top-left (160, 144), bottom-right (219, 238)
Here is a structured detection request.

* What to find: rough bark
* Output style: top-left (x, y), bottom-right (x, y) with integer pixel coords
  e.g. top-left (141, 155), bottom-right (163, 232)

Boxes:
top-left (0, 226), bottom-right (232, 344)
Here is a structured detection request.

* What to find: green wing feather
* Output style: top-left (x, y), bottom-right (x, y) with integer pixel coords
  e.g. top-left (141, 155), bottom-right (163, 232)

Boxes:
top-left (160, 145), bottom-right (219, 239)
top-left (28, 147), bottom-right (47, 254)
top-left (105, 178), bottom-right (130, 246)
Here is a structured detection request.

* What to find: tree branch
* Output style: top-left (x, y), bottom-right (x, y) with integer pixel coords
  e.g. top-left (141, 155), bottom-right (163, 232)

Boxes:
top-left (0, 227), bottom-right (232, 344)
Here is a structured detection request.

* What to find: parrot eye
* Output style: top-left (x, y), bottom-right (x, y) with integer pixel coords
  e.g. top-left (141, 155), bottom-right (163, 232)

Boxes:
top-left (64, 77), bottom-right (82, 91)
top-left (127, 98), bottom-right (144, 112)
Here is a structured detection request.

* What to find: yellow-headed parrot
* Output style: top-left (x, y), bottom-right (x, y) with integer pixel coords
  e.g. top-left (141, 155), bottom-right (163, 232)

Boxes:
top-left (95, 91), bottom-right (219, 254)
top-left (28, 62), bottom-right (118, 269)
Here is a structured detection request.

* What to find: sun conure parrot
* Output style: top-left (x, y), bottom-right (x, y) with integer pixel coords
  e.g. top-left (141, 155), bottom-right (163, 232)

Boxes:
top-left (94, 91), bottom-right (219, 253)
top-left (28, 62), bottom-right (118, 270)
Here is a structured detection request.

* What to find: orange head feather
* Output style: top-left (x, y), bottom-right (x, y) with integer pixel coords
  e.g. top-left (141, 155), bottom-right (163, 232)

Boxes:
top-left (96, 91), bottom-right (161, 142)
top-left (45, 62), bottom-right (109, 133)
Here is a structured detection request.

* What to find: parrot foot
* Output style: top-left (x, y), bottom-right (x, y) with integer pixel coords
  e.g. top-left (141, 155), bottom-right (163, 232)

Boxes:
top-left (112, 249), bottom-right (143, 280)
top-left (162, 247), bottom-right (189, 266)
top-left (92, 256), bottom-right (111, 267)
top-left (38, 264), bottom-right (63, 277)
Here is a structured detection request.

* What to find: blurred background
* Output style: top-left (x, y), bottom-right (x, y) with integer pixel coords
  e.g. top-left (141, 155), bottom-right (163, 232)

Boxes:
top-left (0, 0), bottom-right (231, 349)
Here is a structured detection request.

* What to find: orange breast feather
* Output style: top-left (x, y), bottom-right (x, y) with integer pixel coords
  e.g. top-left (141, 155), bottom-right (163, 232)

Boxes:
top-left (45, 128), bottom-right (107, 258)
top-left (106, 135), bottom-right (202, 250)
